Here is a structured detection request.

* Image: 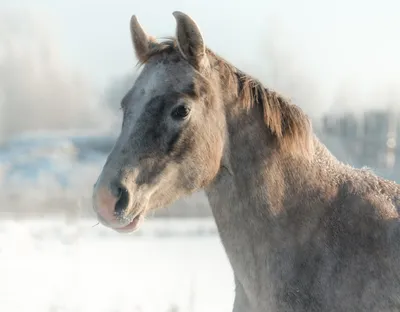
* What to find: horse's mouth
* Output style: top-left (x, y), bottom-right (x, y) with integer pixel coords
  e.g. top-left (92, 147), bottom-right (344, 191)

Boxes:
top-left (114, 213), bottom-right (145, 233)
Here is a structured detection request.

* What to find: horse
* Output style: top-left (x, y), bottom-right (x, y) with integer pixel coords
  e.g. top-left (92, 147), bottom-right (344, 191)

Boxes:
top-left (92, 11), bottom-right (400, 312)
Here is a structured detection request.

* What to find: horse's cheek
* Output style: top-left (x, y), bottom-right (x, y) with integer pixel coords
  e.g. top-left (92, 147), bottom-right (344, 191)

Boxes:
top-left (206, 138), bottom-right (224, 183)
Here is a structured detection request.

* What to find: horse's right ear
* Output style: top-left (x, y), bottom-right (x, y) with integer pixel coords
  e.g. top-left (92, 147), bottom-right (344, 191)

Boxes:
top-left (172, 11), bottom-right (206, 69)
top-left (130, 15), bottom-right (156, 63)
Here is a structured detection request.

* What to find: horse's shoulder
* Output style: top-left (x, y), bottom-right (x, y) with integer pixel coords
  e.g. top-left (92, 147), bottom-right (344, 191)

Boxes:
top-left (328, 168), bottom-right (400, 238)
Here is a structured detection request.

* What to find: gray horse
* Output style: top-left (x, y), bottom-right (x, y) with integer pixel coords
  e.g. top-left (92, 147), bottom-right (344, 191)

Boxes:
top-left (92, 11), bottom-right (400, 312)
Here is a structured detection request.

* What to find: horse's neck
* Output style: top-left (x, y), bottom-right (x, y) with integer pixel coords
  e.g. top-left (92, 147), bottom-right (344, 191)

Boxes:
top-left (205, 105), bottom-right (341, 307)
top-left (205, 102), bottom-right (339, 248)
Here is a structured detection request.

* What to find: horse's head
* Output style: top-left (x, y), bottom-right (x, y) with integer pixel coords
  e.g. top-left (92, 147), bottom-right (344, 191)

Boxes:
top-left (92, 12), bottom-right (226, 233)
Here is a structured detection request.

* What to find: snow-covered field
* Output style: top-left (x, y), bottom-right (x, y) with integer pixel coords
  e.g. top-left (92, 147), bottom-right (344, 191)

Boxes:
top-left (0, 218), bottom-right (234, 312)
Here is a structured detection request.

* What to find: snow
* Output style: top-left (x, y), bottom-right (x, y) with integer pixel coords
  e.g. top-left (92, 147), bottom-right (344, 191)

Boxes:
top-left (0, 218), bottom-right (234, 312)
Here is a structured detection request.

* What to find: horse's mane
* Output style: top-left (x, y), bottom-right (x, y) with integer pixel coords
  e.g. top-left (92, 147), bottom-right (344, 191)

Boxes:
top-left (139, 38), bottom-right (314, 158)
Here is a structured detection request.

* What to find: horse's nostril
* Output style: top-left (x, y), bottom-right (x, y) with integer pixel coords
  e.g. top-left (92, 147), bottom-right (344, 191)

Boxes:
top-left (115, 187), bottom-right (122, 198)
top-left (113, 183), bottom-right (129, 215)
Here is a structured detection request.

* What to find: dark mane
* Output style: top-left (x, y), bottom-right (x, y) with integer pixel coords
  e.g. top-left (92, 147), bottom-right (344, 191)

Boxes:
top-left (139, 38), bottom-right (314, 158)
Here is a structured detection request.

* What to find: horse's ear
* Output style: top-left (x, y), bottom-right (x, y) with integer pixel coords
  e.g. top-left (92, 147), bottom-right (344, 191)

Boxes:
top-left (130, 15), bottom-right (156, 63)
top-left (172, 11), bottom-right (206, 69)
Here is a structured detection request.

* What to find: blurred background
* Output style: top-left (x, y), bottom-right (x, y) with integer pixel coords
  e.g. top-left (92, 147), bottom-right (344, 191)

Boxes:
top-left (0, 0), bottom-right (399, 311)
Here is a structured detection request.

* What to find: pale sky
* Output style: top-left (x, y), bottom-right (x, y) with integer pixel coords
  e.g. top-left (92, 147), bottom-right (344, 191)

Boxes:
top-left (2, 0), bottom-right (400, 117)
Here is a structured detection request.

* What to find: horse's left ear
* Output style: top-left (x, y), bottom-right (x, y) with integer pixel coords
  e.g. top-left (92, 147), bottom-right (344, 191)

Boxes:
top-left (172, 11), bottom-right (206, 69)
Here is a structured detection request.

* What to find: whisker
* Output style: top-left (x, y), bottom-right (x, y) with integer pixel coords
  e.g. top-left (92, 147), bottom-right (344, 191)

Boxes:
top-left (92, 222), bottom-right (100, 228)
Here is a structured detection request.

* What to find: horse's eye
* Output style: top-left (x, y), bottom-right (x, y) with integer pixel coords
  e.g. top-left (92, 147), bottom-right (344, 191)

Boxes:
top-left (171, 105), bottom-right (190, 120)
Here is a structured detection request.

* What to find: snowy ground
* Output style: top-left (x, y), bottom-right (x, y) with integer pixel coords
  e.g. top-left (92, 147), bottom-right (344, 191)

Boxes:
top-left (0, 218), bottom-right (234, 312)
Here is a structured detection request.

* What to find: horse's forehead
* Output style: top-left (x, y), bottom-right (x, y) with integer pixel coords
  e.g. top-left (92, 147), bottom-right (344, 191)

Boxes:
top-left (135, 58), bottom-right (194, 97)
top-left (124, 57), bottom-right (194, 129)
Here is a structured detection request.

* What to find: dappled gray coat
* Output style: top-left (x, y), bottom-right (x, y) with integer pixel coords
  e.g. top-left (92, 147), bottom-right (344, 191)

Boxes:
top-left (92, 11), bottom-right (400, 312)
